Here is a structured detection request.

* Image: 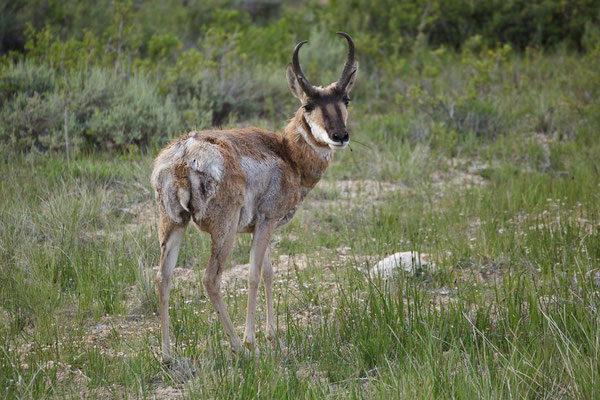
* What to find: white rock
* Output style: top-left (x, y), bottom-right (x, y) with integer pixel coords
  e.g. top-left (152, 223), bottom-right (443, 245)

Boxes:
top-left (367, 251), bottom-right (436, 279)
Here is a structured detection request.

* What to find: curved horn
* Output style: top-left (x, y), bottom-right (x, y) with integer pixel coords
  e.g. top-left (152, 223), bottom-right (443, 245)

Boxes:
top-left (336, 32), bottom-right (356, 91)
top-left (292, 40), bottom-right (318, 97)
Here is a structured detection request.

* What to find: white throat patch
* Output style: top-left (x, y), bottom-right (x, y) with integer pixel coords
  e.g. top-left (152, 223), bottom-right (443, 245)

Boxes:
top-left (297, 126), bottom-right (334, 160)
top-left (307, 120), bottom-right (331, 145)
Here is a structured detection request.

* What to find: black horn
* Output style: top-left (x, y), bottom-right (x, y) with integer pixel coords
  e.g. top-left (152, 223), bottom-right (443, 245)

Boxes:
top-left (292, 40), bottom-right (318, 97)
top-left (335, 32), bottom-right (356, 91)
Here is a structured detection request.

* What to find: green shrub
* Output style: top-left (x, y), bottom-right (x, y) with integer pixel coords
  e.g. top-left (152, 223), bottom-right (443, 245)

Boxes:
top-left (0, 64), bottom-right (183, 152)
top-left (78, 70), bottom-right (181, 149)
top-left (454, 99), bottom-right (507, 139)
top-left (0, 90), bottom-right (63, 152)
top-left (0, 61), bottom-right (56, 106)
top-left (162, 40), bottom-right (289, 127)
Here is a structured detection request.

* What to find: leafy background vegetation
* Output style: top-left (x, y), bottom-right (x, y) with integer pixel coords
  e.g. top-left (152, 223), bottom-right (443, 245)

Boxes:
top-left (1, 0), bottom-right (599, 398)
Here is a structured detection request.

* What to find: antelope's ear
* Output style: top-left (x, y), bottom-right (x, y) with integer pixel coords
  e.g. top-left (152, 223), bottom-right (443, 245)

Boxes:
top-left (343, 61), bottom-right (358, 93)
top-left (286, 63), bottom-right (305, 101)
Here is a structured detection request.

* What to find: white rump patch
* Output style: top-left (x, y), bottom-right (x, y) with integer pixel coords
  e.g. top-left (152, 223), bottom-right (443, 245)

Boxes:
top-left (151, 136), bottom-right (225, 224)
top-left (185, 139), bottom-right (224, 221)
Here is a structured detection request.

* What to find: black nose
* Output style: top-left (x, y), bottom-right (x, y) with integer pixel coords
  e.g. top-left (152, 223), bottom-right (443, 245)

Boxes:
top-left (332, 131), bottom-right (349, 143)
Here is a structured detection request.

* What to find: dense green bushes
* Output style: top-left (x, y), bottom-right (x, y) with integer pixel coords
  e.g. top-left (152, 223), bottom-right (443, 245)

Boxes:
top-left (4, 0), bottom-right (598, 57)
top-left (0, 0), bottom-right (599, 153)
top-left (0, 63), bottom-right (181, 151)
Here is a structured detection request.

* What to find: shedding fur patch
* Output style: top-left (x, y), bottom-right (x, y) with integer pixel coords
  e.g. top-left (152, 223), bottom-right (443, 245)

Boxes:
top-left (151, 135), bottom-right (225, 224)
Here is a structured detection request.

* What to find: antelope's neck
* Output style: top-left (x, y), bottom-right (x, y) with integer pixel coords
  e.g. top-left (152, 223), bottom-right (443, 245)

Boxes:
top-left (283, 116), bottom-right (332, 190)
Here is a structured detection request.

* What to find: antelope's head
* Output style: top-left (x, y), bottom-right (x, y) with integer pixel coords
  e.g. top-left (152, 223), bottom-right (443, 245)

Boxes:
top-left (286, 32), bottom-right (358, 151)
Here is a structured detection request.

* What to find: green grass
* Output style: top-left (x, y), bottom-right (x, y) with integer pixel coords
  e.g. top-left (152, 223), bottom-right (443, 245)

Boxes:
top-left (1, 51), bottom-right (600, 399)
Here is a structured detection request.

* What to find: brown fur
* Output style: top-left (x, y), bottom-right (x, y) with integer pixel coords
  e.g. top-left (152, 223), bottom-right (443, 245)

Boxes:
top-left (173, 161), bottom-right (189, 190)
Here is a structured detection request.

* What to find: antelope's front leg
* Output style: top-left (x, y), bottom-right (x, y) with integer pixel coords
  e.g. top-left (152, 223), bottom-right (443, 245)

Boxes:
top-left (261, 248), bottom-right (277, 343)
top-left (243, 221), bottom-right (275, 353)
top-left (202, 211), bottom-right (244, 355)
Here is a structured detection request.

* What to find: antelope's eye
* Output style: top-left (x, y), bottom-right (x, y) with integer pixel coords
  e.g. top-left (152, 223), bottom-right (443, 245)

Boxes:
top-left (303, 103), bottom-right (314, 112)
top-left (343, 97), bottom-right (351, 106)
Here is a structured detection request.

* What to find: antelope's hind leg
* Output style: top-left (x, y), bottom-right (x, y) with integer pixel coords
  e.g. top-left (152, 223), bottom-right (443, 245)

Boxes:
top-left (156, 212), bottom-right (188, 364)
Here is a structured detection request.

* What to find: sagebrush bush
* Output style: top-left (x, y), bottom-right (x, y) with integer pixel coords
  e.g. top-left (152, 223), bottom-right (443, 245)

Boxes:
top-left (80, 71), bottom-right (181, 149)
top-left (0, 62), bottom-right (63, 151)
top-left (0, 65), bottom-right (185, 152)
top-left (163, 47), bottom-right (286, 126)
top-left (0, 90), bottom-right (63, 152)
top-left (0, 58), bottom-right (296, 153)
top-left (0, 61), bottom-right (56, 106)
top-left (0, 63), bottom-right (183, 151)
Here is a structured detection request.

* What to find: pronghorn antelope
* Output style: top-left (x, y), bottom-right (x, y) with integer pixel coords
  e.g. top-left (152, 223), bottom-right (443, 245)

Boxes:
top-left (151, 32), bottom-right (358, 362)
